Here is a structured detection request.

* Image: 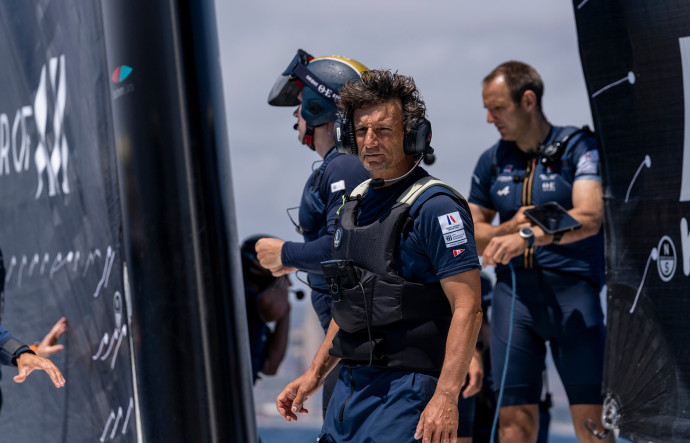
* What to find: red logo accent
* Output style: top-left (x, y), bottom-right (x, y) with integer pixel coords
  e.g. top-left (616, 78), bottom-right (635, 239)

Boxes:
top-left (453, 249), bottom-right (465, 257)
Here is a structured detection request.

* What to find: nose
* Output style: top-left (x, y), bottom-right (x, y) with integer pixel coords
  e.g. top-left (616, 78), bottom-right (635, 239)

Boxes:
top-left (363, 128), bottom-right (377, 146)
top-left (293, 106), bottom-right (299, 118)
top-left (486, 111), bottom-right (495, 124)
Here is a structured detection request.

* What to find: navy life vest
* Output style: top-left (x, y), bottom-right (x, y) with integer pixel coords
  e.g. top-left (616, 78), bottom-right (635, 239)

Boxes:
top-left (322, 176), bottom-right (469, 371)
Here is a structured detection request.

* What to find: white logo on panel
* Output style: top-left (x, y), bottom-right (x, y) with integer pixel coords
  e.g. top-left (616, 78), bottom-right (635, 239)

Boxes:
top-left (679, 36), bottom-right (690, 201)
top-left (0, 55), bottom-right (70, 199)
top-left (657, 235), bottom-right (676, 282)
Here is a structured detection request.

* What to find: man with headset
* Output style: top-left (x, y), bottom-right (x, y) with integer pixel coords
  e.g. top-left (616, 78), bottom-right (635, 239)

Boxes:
top-left (256, 50), bottom-right (369, 415)
top-left (275, 69), bottom-right (483, 443)
top-left (468, 61), bottom-right (610, 442)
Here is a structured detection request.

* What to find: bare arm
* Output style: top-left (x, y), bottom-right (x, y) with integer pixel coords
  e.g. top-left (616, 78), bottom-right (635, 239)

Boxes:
top-left (469, 203), bottom-right (531, 254)
top-left (276, 319), bottom-right (341, 422)
top-left (480, 179), bottom-right (604, 267)
top-left (552, 179), bottom-right (603, 244)
top-left (261, 306), bottom-right (290, 376)
top-left (414, 269), bottom-right (483, 442)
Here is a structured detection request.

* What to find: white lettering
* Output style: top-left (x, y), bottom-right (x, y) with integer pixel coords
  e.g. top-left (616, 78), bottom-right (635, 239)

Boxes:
top-left (0, 113), bottom-right (9, 174)
top-left (679, 36), bottom-right (690, 201)
top-left (681, 217), bottom-right (690, 276)
top-left (12, 106), bottom-right (32, 173)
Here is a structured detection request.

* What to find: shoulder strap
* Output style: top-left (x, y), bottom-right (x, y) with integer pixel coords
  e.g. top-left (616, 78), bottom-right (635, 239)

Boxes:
top-left (349, 179), bottom-right (372, 199)
top-left (398, 176), bottom-right (467, 217)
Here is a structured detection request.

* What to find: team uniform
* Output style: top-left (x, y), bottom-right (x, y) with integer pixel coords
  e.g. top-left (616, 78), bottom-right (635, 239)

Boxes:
top-left (319, 167), bottom-right (481, 442)
top-left (281, 147), bottom-right (369, 333)
top-left (469, 125), bottom-right (606, 406)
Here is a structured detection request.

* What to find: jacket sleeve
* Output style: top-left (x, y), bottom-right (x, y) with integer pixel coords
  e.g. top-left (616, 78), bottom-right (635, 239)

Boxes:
top-left (0, 325), bottom-right (32, 366)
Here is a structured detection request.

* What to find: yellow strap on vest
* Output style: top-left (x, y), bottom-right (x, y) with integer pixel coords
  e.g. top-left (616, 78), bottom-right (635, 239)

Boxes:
top-left (347, 176), bottom-right (466, 205)
top-left (398, 176), bottom-right (466, 205)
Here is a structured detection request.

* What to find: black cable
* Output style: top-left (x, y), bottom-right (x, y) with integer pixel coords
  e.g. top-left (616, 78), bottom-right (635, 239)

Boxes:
top-left (358, 282), bottom-right (373, 366)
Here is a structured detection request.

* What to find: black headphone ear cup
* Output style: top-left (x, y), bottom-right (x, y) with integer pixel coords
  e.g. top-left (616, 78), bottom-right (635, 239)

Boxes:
top-left (334, 113), bottom-right (357, 155)
top-left (404, 118), bottom-right (432, 156)
top-left (345, 118), bottom-right (356, 155)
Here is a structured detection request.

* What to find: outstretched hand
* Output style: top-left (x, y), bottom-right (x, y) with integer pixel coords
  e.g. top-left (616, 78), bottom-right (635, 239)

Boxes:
top-left (14, 352), bottom-right (66, 388)
top-left (37, 317), bottom-right (67, 358)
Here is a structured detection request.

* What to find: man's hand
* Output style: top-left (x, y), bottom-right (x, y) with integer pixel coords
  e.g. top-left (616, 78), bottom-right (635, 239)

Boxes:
top-left (482, 233), bottom-right (528, 268)
top-left (510, 206), bottom-right (533, 229)
top-left (414, 392), bottom-right (459, 442)
top-left (276, 371), bottom-right (323, 422)
top-left (14, 352), bottom-right (66, 388)
top-left (37, 317), bottom-right (67, 358)
top-left (462, 349), bottom-right (484, 398)
top-left (256, 238), bottom-right (296, 276)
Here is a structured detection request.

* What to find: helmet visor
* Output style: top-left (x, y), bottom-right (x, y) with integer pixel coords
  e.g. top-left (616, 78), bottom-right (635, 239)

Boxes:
top-left (267, 49), bottom-right (313, 106)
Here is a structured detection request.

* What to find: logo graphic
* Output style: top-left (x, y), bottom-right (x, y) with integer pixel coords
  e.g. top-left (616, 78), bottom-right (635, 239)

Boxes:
top-left (542, 181), bottom-right (556, 192)
top-left (497, 186), bottom-right (510, 196)
top-left (657, 235), bottom-right (676, 282)
top-left (0, 55), bottom-right (71, 199)
top-left (330, 180), bottom-right (345, 193)
top-left (438, 212), bottom-right (463, 234)
top-left (34, 55), bottom-right (70, 198)
top-left (503, 165), bottom-right (513, 172)
top-left (333, 226), bottom-right (343, 250)
top-left (111, 64), bottom-right (135, 100)
top-left (453, 249), bottom-right (465, 257)
top-left (111, 65), bottom-right (133, 84)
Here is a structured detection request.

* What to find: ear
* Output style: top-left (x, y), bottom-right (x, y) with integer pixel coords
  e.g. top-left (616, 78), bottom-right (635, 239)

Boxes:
top-left (521, 90), bottom-right (538, 112)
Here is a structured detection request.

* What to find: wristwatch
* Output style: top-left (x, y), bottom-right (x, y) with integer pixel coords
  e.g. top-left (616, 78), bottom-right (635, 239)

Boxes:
top-left (519, 226), bottom-right (535, 248)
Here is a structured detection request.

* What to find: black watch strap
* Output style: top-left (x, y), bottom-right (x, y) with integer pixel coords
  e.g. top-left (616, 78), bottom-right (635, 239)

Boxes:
top-left (552, 231), bottom-right (564, 244)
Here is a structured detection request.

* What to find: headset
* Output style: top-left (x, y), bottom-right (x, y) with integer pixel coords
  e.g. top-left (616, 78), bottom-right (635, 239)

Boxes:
top-left (536, 125), bottom-right (594, 167)
top-left (334, 112), bottom-right (434, 159)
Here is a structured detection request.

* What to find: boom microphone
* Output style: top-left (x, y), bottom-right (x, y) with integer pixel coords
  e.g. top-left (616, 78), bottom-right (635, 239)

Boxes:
top-left (370, 154), bottom-right (426, 188)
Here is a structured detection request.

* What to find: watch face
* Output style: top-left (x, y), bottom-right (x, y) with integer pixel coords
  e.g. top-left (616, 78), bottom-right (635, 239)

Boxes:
top-left (520, 227), bottom-right (534, 238)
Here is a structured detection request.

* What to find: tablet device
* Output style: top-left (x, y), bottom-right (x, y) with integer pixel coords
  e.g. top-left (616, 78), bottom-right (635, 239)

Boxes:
top-left (523, 201), bottom-right (582, 235)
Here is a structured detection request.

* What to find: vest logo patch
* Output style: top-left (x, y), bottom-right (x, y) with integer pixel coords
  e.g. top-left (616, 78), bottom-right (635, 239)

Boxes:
top-left (333, 226), bottom-right (343, 250)
top-left (330, 179), bottom-right (345, 193)
top-left (438, 212), bottom-right (463, 234)
top-left (453, 249), bottom-right (465, 257)
top-left (444, 230), bottom-right (467, 248)
top-left (497, 185), bottom-right (510, 196)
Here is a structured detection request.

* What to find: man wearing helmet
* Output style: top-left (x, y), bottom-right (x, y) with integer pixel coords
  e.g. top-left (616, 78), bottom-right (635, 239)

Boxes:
top-left (256, 50), bottom-right (370, 415)
top-left (275, 69), bottom-right (483, 443)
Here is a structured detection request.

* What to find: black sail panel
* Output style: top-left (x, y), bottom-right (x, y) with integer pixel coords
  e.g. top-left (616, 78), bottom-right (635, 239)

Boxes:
top-left (573, 1), bottom-right (690, 441)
